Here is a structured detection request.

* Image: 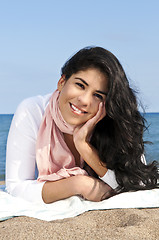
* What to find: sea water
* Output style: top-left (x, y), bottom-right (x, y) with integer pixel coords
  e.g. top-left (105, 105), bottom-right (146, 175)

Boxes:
top-left (0, 113), bottom-right (159, 181)
top-left (0, 114), bottom-right (13, 181)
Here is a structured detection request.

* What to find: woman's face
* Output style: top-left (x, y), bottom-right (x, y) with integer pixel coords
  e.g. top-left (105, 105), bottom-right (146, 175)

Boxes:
top-left (58, 68), bottom-right (108, 126)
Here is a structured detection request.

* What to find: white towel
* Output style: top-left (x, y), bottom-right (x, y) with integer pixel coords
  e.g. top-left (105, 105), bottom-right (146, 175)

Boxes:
top-left (0, 187), bottom-right (159, 222)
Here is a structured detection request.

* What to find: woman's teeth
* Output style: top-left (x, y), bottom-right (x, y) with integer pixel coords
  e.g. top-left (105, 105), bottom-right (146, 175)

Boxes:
top-left (71, 104), bottom-right (85, 114)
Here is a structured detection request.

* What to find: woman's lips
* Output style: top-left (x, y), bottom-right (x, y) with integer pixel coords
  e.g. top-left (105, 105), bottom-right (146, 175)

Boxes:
top-left (70, 103), bottom-right (87, 115)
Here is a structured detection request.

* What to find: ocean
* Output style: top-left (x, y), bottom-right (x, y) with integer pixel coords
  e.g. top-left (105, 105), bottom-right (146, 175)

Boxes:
top-left (0, 114), bottom-right (13, 181)
top-left (0, 113), bottom-right (159, 181)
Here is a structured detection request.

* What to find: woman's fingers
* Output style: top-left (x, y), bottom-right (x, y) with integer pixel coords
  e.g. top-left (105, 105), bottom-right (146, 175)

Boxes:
top-left (82, 102), bottom-right (106, 130)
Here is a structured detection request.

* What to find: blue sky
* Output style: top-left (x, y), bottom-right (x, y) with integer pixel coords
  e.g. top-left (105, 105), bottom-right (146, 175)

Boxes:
top-left (0, 0), bottom-right (159, 113)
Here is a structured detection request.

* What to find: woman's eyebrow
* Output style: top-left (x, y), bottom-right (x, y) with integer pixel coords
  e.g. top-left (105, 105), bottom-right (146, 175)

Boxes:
top-left (75, 77), bottom-right (108, 95)
top-left (96, 90), bottom-right (108, 96)
top-left (75, 77), bottom-right (88, 86)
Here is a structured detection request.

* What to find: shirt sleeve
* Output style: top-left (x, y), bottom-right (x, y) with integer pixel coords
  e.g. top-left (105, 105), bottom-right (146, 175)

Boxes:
top-left (5, 96), bottom-right (47, 203)
top-left (99, 154), bottom-right (147, 189)
top-left (99, 169), bottom-right (119, 189)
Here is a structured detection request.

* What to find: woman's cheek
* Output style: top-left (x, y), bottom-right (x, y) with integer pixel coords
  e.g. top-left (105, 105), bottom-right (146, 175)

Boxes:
top-left (66, 85), bottom-right (79, 97)
top-left (90, 104), bottom-right (99, 118)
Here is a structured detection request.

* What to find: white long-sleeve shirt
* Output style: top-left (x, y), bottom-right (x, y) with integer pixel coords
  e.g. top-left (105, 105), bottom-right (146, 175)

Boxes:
top-left (6, 93), bottom-right (119, 203)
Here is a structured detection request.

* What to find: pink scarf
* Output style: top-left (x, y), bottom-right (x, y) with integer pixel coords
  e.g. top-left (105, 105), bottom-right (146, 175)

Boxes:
top-left (36, 90), bottom-right (88, 182)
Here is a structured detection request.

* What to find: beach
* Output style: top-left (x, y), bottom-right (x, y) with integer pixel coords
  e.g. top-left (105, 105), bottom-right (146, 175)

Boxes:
top-left (1, 182), bottom-right (159, 240)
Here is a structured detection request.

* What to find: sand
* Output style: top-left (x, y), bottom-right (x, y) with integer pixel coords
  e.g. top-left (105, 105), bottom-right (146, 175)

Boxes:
top-left (1, 181), bottom-right (159, 240)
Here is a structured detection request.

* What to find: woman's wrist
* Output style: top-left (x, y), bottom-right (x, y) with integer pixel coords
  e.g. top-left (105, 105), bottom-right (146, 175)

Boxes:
top-left (74, 140), bottom-right (88, 158)
top-left (73, 175), bottom-right (87, 196)
top-left (74, 175), bottom-right (93, 198)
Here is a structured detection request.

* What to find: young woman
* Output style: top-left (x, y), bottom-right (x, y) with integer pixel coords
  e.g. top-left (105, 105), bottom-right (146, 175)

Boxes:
top-left (6, 47), bottom-right (159, 204)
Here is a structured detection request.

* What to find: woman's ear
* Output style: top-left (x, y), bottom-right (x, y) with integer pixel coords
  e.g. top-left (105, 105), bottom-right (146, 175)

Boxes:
top-left (57, 75), bottom-right (66, 91)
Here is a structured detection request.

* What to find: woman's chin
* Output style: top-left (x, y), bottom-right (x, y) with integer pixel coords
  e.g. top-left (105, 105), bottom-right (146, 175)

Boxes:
top-left (65, 118), bottom-right (87, 127)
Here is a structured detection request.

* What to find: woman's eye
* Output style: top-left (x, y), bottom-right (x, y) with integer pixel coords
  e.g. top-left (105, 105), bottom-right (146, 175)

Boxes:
top-left (76, 82), bottom-right (85, 89)
top-left (94, 93), bottom-right (103, 100)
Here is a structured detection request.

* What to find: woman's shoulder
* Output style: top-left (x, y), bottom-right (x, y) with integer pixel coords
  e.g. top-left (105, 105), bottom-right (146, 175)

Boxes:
top-left (16, 93), bottom-right (52, 116)
top-left (12, 93), bottom-right (52, 129)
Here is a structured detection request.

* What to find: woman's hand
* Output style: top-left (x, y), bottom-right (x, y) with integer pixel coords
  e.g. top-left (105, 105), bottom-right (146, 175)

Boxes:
top-left (73, 102), bottom-right (106, 149)
top-left (76, 175), bottom-right (115, 202)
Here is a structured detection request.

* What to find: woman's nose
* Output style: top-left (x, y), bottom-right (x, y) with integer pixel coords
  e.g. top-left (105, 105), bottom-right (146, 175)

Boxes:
top-left (77, 92), bottom-right (92, 106)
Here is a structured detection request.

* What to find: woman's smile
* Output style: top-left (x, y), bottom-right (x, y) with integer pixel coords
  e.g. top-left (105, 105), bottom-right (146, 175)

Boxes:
top-left (69, 103), bottom-right (88, 115)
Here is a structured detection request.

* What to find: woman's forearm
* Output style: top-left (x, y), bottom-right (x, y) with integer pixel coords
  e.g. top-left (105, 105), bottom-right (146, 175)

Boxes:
top-left (42, 176), bottom-right (81, 203)
top-left (76, 142), bottom-right (108, 177)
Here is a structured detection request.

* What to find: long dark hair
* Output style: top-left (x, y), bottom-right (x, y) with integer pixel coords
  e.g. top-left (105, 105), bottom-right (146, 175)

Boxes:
top-left (61, 46), bottom-right (159, 192)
